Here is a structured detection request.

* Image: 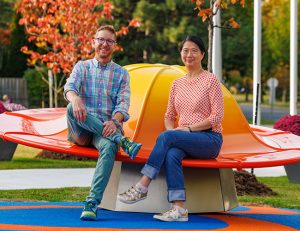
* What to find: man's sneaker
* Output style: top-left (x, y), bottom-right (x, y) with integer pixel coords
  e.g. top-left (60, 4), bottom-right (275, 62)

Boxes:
top-left (153, 207), bottom-right (188, 222)
top-left (120, 137), bottom-right (142, 160)
top-left (117, 185), bottom-right (147, 204)
top-left (80, 201), bottom-right (98, 221)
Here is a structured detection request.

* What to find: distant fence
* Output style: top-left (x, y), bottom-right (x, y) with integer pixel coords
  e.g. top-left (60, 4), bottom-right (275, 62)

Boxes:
top-left (0, 78), bottom-right (28, 107)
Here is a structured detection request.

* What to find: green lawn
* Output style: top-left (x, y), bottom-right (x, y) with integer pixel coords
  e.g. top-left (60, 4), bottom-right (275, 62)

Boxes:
top-left (239, 176), bottom-right (300, 209)
top-left (13, 144), bottom-right (42, 158)
top-left (0, 157), bottom-right (97, 169)
top-left (0, 187), bottom-right (90, 202)
top-left (0, 177), bottom-right (299, 209)
top-left (0, 144), bottom-right (96, 170)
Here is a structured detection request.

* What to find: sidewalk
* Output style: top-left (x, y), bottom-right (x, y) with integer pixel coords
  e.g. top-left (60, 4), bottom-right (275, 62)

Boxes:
top-left (0, 166), bottom-right (287, 190)
top-left (238, 103), bottom-right (290, 122)
top-left (0, 168), bottom-right (94, 190)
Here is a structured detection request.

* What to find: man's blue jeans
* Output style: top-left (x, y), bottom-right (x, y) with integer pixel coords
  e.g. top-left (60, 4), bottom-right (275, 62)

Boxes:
top-left (66, 104), bottom-right (122, 205)
top-left (141, 129), bottom-right (223, 203)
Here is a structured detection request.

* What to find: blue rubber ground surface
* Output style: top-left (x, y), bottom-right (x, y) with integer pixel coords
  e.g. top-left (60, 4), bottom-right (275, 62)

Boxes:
top-left (0, 202), bottom-right (299, 230)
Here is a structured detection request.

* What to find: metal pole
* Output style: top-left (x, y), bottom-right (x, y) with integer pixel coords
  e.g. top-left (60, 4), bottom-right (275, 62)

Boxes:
top-left (253, 0), bottom-right (262, 125)
top-left (254, 83), bottom-right (260, 125)
top-left (252, 0), bottom-right (262, 175)
top-left (290, 0), bottom-right (298, 115)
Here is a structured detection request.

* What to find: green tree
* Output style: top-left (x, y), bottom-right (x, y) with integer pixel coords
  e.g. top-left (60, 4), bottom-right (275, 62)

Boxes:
top-left (221, 0), bottom-right (253, 99)
top-left (17, 0), bottom-right (139, 107)
top-left (24, 67), bottom-right (49, 108)
top-left (262, 0), bottom-right (300, 102)
top-left (0, 0), bottom-right (13, 75)
top-left (222, 1), bottom-right (253, 78)
top-left (113, 0), bottom-right (206, 66)
top-left (0, 12), bottom-right (28, 77)
top-left (192, 0), bottom-right (245, 72)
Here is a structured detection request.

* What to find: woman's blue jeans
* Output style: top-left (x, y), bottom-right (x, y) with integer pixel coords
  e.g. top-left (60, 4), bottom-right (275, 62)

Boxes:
top-left (141, 129), bottom-right (223, 203)
top-left (66, 104), bottom-right (122, 205)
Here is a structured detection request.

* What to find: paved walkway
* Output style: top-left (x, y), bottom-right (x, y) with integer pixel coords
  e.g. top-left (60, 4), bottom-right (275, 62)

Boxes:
top-left (239, 103), bottom-right (290, 121)
top-left (0, 168), bottom-right (94, 190)
top-left (0, 166), bottom-right (287, 190)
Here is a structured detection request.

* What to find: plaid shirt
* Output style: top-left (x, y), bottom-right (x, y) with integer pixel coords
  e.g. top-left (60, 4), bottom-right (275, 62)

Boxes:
top-left (64, 58), bottom-right (130, 122)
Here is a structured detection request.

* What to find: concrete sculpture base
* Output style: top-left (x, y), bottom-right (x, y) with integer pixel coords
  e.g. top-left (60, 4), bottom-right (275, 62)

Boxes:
top-left (101, 161), bottom-right (238, 213)
top-left (285, 163), bottom-right (300, 184)
top-left (0, 139), bottom-right (17, 161)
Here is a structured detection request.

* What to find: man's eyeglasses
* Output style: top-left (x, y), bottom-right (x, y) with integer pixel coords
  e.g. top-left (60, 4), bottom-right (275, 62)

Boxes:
top-left (94, 37), bottom-right (116, 46)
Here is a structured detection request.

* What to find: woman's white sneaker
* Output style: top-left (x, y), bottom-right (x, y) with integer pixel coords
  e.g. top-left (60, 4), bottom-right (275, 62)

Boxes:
top-left (153, 207), bottom-right (188, 222)
top-left (117, 185), bottom-right (147, 204)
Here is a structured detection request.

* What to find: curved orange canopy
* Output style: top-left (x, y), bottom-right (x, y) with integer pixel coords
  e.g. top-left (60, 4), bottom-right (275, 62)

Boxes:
top-left (0, 64), bottom-right (299, 168)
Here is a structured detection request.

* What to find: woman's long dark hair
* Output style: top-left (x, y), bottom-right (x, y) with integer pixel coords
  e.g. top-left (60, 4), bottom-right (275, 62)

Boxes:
top-left (180, 35), bottom-right (206, 55)
top-left (179, 35), bottom-right (207, 65)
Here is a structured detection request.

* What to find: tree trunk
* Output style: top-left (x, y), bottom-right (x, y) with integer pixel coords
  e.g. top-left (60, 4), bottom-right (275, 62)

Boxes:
top-left (54, 73), bottom-right (58, 108)
top-left (143, 28), bottom-right (150, 63)
top-left (207, 22), bottom-right (213, 72)
top-left (245, 91), bottom-right (249, 102)
top-left (207, 0), bottom-right (214, 72)
top-left (48, 70), bottom-right (53, 108)
top-left (282, 88), bottom-right (287, 104)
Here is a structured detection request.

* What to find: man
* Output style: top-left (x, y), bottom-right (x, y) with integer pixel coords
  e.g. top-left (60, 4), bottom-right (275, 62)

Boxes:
top-left (64, 25), bottom-right (141, 221)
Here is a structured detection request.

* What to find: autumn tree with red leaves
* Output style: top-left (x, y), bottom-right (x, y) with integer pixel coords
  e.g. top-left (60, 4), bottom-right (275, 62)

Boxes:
top-left (17, 0), bottom-right (140, 107)
top-left (0, 29), bottom-right (11, 46)
top-left (192, 0), bottom-right (245, 72)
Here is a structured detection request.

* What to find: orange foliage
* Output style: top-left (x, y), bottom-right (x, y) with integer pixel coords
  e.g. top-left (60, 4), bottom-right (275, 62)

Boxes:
top-left (229, 18), bottom-right (240, 28)
top-left (129, 18), bottom-right (141, 27)
top-left (0, 28), bottom-right (11, 46)
top-left (197, 9), bottom-right (213, 22)
top-left (116, 26), bottom-right (129, 36)
top-left (192, 0), bottom-right (245, 28)
top-left (230, 0), bottom-right (245, 6)
top-left (17, 0), bottom-right (140, 75)
top-left (192, 0), bottom-right (205, 8)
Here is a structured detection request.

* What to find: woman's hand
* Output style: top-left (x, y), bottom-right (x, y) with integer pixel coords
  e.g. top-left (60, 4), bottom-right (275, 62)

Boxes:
top-left (173, 126), bottom-right (190, 132)
top-left (164, 118), bottom-right (175, 130)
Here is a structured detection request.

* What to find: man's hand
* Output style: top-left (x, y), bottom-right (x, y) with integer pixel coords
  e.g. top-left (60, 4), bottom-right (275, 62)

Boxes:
top-left (103, 120), bottom-right (117, 137)
top-left (71, 95), bottom-right (87, 122)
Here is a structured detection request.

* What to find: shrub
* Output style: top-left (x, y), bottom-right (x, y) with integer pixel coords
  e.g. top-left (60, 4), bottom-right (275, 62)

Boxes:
top-left (273, 114), bottom-right (300, 136)
top-left (24, 68), bottom-right (48, 108)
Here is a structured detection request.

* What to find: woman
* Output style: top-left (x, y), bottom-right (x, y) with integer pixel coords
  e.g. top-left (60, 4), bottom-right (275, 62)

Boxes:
top-left (117, 35), bottom-right (224, 222)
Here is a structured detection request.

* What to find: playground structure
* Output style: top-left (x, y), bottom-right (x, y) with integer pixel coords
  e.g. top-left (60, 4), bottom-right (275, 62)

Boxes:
top-left (0, 64), bottom-right (299, 213)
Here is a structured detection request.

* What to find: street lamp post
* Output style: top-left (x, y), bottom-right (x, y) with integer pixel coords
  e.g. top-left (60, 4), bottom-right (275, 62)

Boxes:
top-left (290, 0), bottom-right (298, 115)
top-left (253, 0), bottom-right (262, 125)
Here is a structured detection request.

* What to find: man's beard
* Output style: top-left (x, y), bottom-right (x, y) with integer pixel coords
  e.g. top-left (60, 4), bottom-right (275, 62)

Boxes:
top-left (98, 50), bottom-right (111, 60)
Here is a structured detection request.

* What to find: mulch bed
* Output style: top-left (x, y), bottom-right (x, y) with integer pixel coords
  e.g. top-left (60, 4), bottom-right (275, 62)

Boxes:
top-left (36, 150), bottom-right (277, 196)
top-left (35, 150), bottom-right (96, 161)
top-left (234, 170), bottom-right (277, 196)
